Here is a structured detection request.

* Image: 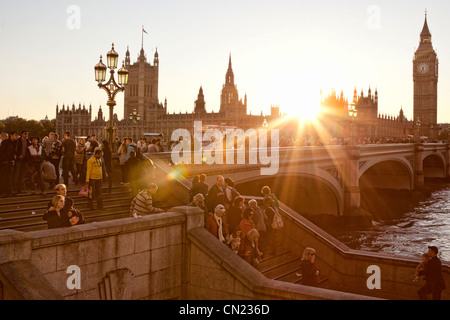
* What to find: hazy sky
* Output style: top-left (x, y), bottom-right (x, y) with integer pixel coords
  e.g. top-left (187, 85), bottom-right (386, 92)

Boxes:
top-left (1, 0), bottom-right (450, 123)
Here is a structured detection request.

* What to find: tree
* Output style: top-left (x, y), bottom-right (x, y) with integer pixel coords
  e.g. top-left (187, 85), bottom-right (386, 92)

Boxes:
top-left (438, 129), bottom-right (449, 141)
top-left (0, 117), bottom-right (56, 139)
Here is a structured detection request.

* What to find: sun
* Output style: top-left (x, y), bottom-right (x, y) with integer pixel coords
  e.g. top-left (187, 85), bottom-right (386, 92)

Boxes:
top-left (264, 67), bottom-right (325, 122)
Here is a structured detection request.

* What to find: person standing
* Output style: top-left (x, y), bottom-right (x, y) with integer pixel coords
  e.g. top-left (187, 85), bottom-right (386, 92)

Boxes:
top-left (13, 130), bottom-right (31, 194)
top-left (74, 138), bottom-right (86, 184)
top-left (126, 138), bottom-right (137, 160)
top-left (26, 136), bottom-right (46, 194)
top-left (248, 199), bottom-right (266, 243)
top-left (418, 246), bottom-right (446, 300)
top-left (41, 132), bottom-right (54, 158)
top-left (137, 137), bottom-right (147, 155)
top-left (49, 133), bottom-right (62, 186)
top-left (0, 131), bottom-right (19, 196)
top-left (206, 175), bottom-right (226, 213)
top-left (117, 138), bottom-right (128, 184)
top-left (101, 140), bottom-right (112, 190)
top-left (227, 196), bottom-right (245, 233)
top-left (261, 186), bottom-right (280, 213)
top-left (85, 149), bottom-right (106, 210)
top-left (147, 139), bottom-right (159, 153)
top-left (125, 150), bottom-right (140, 196)
top-left (205, 204), bottom-right (229, 244)
top-left (224, 177), bottom-right (240, 210)
top-left (85, 134), bottom-right (99, 160)
top-left (238, 228), bottom-right (262, 267)
top-left (61, 131), bottom-right (77, 186)
top-left (189, 173), bottom-right (209, 203)
top-left (300, 247), bottom-right (320, 287)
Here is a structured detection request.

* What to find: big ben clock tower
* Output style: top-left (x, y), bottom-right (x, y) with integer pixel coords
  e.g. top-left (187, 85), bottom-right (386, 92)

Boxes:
top-left (413, 12), bottom-right (438, 138)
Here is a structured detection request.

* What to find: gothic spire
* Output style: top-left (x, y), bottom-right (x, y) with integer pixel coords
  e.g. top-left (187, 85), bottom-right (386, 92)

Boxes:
top-left (420, 10), bottom-right (432, 45)
top-left (421, 11), bottom-right (431, 37)
top-left (225, 53), bottom-right (234, 86)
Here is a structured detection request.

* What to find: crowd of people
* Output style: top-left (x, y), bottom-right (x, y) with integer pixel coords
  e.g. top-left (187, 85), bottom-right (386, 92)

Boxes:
top-left (2, 130), bottom-right (447, 297)
top-left (186, 174), bottom-right (284, 268)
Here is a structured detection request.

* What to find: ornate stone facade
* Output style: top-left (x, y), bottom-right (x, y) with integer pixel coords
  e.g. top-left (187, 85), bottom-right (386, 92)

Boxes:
top-left (56, 48), bottom-right (266, 145)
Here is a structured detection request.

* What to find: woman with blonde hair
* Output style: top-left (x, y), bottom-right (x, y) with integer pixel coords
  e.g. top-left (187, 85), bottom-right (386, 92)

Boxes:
top-left (238, 228), bottom-right (263, 267)
top-left (43, 195), bottom-right (80, 229)
top-left (299, 247), bottom-right (320, 287)
top-left (43, 195), bottom-right (68, 229)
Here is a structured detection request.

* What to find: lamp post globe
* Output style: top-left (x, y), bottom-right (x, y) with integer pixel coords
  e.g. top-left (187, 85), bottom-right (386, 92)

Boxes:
top-left (118, 62), bottom-right (129, 86)
top-left (94, 56), bottom-right (107, 83)
top-left (107, 43), bottom-right (119, 70)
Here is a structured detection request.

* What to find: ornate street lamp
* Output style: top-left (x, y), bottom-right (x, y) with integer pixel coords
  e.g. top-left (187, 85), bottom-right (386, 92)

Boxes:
top-left (129, 108), bottom-right (141, 142)
top-left (415, 117), bottom-right (422, 141)
top-left (129, 108), bottom-right (141, 123)
top-left (94, 43), bottom-right (129, 148)
top-left (348, 103), bottom-right (358, 145)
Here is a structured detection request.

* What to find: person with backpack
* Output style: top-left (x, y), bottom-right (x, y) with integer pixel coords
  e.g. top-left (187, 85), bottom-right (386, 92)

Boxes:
top-left (224, 177), bottom-right (240, 210)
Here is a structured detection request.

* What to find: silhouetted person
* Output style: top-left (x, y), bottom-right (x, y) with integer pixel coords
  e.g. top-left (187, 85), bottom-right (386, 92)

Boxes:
top-left (102, 140), bottom-right (112, 190)
top-left (418, 246), bottom-right (446, 300)
top-left (126, 151), bottom-right (140, 196)
top-left (190, 173), bottom-right (209, 202)
top-left (13, 130), bottom-right (31, 194)
top-left (61, 131), bottom-right (77, 186)
top-left (0, 131), bottom-right (19, 196)
top-left (207, 175), bottom-right (225, 212)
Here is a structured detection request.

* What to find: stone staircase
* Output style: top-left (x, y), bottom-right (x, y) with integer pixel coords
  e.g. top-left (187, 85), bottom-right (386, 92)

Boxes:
top-left (0, 186), bottom-right (135, 232)
top-left (255, 241), bottom-right (304, 285)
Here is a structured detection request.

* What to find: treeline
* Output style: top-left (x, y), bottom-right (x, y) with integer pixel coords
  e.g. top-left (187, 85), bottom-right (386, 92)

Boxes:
top-left (0, 117), bottom-right (55, 138)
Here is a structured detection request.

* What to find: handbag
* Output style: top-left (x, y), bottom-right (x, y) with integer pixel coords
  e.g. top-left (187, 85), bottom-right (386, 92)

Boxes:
top-left (79, 185), bottom-right (89, 197)
top-left (271, 210), bottom-right (284, 230)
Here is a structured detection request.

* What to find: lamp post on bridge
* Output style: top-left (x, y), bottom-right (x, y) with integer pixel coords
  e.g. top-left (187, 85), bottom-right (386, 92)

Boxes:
top-left (415, 117), bottom-right (422, 142)
top-left (348, 103), bottom-right (358, 145)
top-left (128, 108), bottom-right (141, 142)
top-left (94, 43), bottom-right (129, 148)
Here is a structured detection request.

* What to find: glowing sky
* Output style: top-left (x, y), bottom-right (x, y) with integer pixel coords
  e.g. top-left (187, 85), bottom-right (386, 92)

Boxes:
top-left (1, 0), bottom-right (450, 123)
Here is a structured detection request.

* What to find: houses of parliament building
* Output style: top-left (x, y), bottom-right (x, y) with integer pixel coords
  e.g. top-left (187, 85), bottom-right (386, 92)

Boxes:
top-left (55, 47), bottom-right (267, 145)
top-left (55, 14), bottom-right (439, 144)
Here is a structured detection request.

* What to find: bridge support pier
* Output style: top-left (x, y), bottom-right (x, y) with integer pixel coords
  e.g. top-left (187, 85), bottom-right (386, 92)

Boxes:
top-left (414, 144), bottom-right (425, 189)
top-left (343, 146), bottom-right (371, 227)
top-left (445, 143), bottom-right (450, 181)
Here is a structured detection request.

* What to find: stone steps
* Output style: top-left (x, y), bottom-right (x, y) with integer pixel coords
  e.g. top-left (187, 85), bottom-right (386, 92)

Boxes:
top-left (0, 185), bottom-right (139, 232)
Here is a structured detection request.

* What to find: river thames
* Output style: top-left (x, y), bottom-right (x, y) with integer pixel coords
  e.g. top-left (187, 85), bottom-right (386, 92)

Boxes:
top-left (330, 181), bottom-right (450, 262)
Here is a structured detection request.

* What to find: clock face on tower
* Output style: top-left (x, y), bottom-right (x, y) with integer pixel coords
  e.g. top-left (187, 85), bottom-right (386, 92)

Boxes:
top-left (417, 63), bottom-right (429, 74)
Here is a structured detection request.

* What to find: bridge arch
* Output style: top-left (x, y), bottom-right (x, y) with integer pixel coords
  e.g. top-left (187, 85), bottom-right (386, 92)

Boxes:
top-left (235, 170), bottom-right (343, 218)
top-left (358, 158), bottom-right (414, 190)
top-left (422, 153), bottom-right (446, 179)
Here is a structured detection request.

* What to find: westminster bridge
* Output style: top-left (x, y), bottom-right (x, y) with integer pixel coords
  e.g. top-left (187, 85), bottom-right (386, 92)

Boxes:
top-left (149, 143), bottom-right (450, 225)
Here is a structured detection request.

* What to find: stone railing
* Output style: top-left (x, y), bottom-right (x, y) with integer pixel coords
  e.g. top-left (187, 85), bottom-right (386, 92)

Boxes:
top-left (0, 206), bottom-right (378, 300)
top-left (275, 202), bottom-right (450, 300)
